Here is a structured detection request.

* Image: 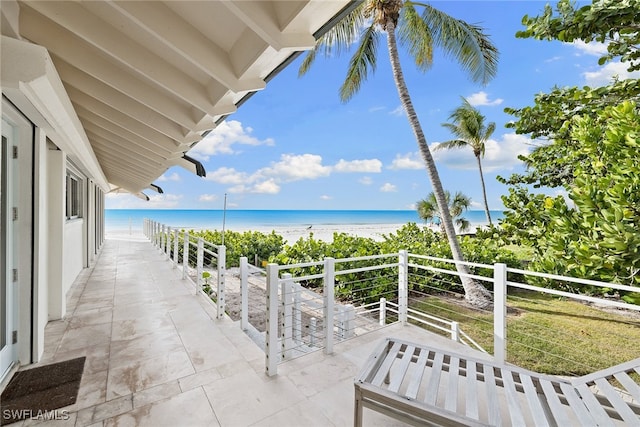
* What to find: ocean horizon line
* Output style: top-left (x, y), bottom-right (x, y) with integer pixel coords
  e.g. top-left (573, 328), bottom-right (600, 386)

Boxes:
top-left (106, 208), bottom-right (504, 233)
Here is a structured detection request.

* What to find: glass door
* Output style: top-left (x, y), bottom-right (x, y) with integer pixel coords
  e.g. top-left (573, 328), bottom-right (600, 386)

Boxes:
top-left (0, 118), bottom-right (16, 378)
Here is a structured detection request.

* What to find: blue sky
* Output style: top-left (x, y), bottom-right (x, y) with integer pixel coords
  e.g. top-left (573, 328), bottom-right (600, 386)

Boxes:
top-left (106, 1), bottom-right (639, 211)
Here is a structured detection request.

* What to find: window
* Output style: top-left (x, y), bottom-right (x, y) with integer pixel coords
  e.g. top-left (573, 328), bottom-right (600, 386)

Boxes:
top-left (66, 169), bottom-right (83, 220)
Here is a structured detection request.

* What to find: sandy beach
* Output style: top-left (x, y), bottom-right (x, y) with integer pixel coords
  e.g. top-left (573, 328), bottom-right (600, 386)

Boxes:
top-left (107, 222), bottom-right (438, 244)
top-left (226, 222), bottom-right (442, 244)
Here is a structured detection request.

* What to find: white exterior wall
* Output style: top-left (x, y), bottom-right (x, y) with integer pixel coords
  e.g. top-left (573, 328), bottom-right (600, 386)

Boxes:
top-left (63, 220), bottom-right (85, 297)
top-left (47, 147), bottom-right (65, 322)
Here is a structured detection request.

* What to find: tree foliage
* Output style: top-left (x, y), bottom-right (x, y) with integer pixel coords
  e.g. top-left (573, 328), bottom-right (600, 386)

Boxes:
top-left (502, 102), bottom-right (640, 287)
top-left (416, 190), bottom-right (471, 232)
top-left (517, 0), bottom-right (640, 72)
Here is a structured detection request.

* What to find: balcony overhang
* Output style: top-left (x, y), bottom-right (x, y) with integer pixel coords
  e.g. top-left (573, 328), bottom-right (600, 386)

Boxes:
top-left (1, 0), bottom-right (356, 196)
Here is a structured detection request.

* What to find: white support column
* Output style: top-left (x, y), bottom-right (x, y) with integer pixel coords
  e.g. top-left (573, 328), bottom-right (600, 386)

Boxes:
top-left (398, 250), bottom-right (408, 325)
top-left (344, 304), bottom-right (355, 339)
top-left (165, 226), bottom-right (171, 258)
top-left (172, 229), bottom-right (179, 266)
top-left (324, 257), bottom-right (335, 355)
top-left (182, 231), bottom-right (189, 279)
top-left (379, 297), bottom-right (387, 326)
top-left (216, 245), bottom-right (226, 320)
top-left (293, 283), bottom-right (302, 344)
top-left (309, 318), bottom-right (317, 347)
top-left (196, 238), bottom-right (204, 295)
top-left (494, 263), bottom-right (507, 364)
top-left (265, 264), bottom-right (280, 376)
top-left (281, 273), bottom-right (293, 359)
top-left (240, 257), bottom-right (249, 331)
top-left (451, 321), bottom-right (460, 342)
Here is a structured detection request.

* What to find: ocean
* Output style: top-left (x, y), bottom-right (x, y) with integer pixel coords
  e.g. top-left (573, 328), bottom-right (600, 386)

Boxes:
top-left (105, 209), bottom-right (504, 233)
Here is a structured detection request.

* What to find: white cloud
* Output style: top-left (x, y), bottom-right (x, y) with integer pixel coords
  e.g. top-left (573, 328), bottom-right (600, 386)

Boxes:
top-left (368, 106), bottom-right (385, 113)
top-left (359, 176), bottom-right (373, 185)
top-left (572, 40), bottom-right (609, 56)
top-left (334, 159), bottom-right (382, 173)
top-left (251, 179), bottom-right (280, 194)
top-left (188, 120), bottom-right (274, 161)
top-left (430, 133), bottom-right (533, 172)
top-left (582, 61), bottom-right (640, 86)
top-left (320, 195), bottom-right (332, 200)
top-left (389, 105), bottom-right (404, 116)
top-left (105, 192), bottom-right (183, 208)
top-left (198, 194), bottom-right (218, 202)
top-left (146, 194), bottom-right (183, 208)
top-left (380, 183), bottom-right (397, 192)
top-left (157, 172), bottom-right (180, 182)
top-left (204, 167), bottom-right (248, 185)
top-left (466, 91), bottom-right (503, 107)
top-left (388, 152), bottom-right (423, 170)
top-left (259, 154), bottom-right (331, 181)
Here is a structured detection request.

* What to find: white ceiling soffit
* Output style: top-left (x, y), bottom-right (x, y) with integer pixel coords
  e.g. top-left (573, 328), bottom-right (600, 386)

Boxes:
top-left (4, 0), bottom-right (355, 195)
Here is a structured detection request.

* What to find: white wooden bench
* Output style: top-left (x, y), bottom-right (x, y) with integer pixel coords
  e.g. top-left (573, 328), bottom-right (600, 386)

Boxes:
top-left (354, 337), bottom-right (640, 426)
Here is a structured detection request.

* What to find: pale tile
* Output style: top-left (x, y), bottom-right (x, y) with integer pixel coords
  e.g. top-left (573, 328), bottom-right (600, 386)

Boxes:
top-left (104, 387), bottom-right (219, 427)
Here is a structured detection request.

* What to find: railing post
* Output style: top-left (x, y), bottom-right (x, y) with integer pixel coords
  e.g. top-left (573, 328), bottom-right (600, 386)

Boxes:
top-left (265, 264), bottom-right (279, 377)
top-left (182, 231), bottom-right (189, 280)
top-left (154, 222), bottom-right (159, 247)
top-left (340, 304), bottom-right (355, 339)
top-left (293, 283), bottom-right (302, 344)
top-left (159, 224), bottom-right (164, 250)
top-left (172, 229), bottom-right (179, 266)
top-left (196, 238), bottom-right (204, 295)
top-left (324, 257), bottom-right (335, 355)
top-left (451, 321), bottom-right (460, 342)
top-left (165, 227), bottom-right (171, 258)
top-left (281, 273), bottom-right (293, 359)
top-left (494, 263), bottom-right (507, 364)
top-left (379, 297), bottom-right (387, 326)
top-left (216, 245), bottom-right (226, 320)
top-left (309, 318), bottom-right (317, 347)
top-left (398, 250), bottom-right (408, 325)
top-left (240, 257), bottom-right (248, 331)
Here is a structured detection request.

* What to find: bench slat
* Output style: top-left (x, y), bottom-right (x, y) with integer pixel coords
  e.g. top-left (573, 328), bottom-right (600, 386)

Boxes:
top-left (502, 369), bottom-right (526, 426)
top-left (520, 374), bottom-right (551, 427)
top-left (594, 377), bottom-right (639, 424)
top-left (445, 356), bottom-right (460, 412)
top-left (613, 372), bottom-right (640, 402)
top-left (559, 382), bottom-right (597, 426)
top-left (424, 351), bottom-right (444, 406)
top-left (405, 347), bottom-right (430, 400)
top-left (483, 364), bottom-right (502, 426)
top-left (539, 379), bottom-right (573, 427)
top-left (388, 344), bottom-right (416, 393)
top-left (371, 341), bottom-right (402, 387)
top-left (574, 383), bottom-right (614, 426)
top-left (465, 360), bottom-right (480, 420)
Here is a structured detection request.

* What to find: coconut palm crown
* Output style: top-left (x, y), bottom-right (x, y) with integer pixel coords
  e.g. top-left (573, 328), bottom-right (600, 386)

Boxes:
top-left (417, 191), bottom-right (472, 233)
top-left (437, 97), bottom-right (496, 226)
top-left (299, 0), bottom-right (499, 308)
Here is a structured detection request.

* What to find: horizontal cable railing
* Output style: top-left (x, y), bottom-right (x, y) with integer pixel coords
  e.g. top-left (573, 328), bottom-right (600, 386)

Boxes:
top-left (144, 218), bottom-right (640, 379)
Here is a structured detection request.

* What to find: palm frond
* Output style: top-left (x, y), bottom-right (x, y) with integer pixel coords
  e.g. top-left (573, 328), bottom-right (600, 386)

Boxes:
top-left (420, 4), bottom-right (499, 85)
top-left (340, 24), bottom-right (379, 102)
top-left (298, 3), bottom-right (368, 77)
top-left (398, 2), bottom-right (433, 71)
top-left (434, 139), bottom-right (467, 151)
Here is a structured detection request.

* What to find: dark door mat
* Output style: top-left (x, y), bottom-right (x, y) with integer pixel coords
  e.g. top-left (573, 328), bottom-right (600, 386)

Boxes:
top-left (1, 357), bottom-right (85, 425)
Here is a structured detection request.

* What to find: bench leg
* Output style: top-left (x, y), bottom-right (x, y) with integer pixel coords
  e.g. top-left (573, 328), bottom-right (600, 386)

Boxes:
top-left (354, 386), bottom-right (363, 427)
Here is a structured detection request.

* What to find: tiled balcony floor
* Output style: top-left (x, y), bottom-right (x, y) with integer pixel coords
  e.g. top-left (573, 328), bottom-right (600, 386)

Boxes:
top-left (14, 233), bottom-right (488, 427)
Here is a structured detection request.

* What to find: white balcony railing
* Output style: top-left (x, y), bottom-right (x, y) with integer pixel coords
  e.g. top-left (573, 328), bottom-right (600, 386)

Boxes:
top-left (144, 218), bottom-right (640, 378)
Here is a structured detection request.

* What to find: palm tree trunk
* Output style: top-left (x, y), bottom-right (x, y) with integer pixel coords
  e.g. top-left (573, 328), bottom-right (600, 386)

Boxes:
top-left (385, 23), bottom-right (492, 308)
top-left (476, 155), bottom-right (492, 227)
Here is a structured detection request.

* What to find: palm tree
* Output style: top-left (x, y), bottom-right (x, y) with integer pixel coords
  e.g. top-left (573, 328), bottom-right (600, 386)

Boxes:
top-left (417, 191), bottom-right (471, 233)
top-left (436, 98), bottom-right (495, 226)
top-left (300, 0), bottom-right (498, 307)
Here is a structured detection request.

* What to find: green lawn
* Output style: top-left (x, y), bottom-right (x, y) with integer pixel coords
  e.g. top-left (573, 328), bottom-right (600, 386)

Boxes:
top-left (410, 291), bottom-right (640, 376)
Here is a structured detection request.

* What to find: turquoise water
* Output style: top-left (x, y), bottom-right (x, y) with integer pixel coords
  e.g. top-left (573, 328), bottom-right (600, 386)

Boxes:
top-left (105, 209), bottom-right (504, 232)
